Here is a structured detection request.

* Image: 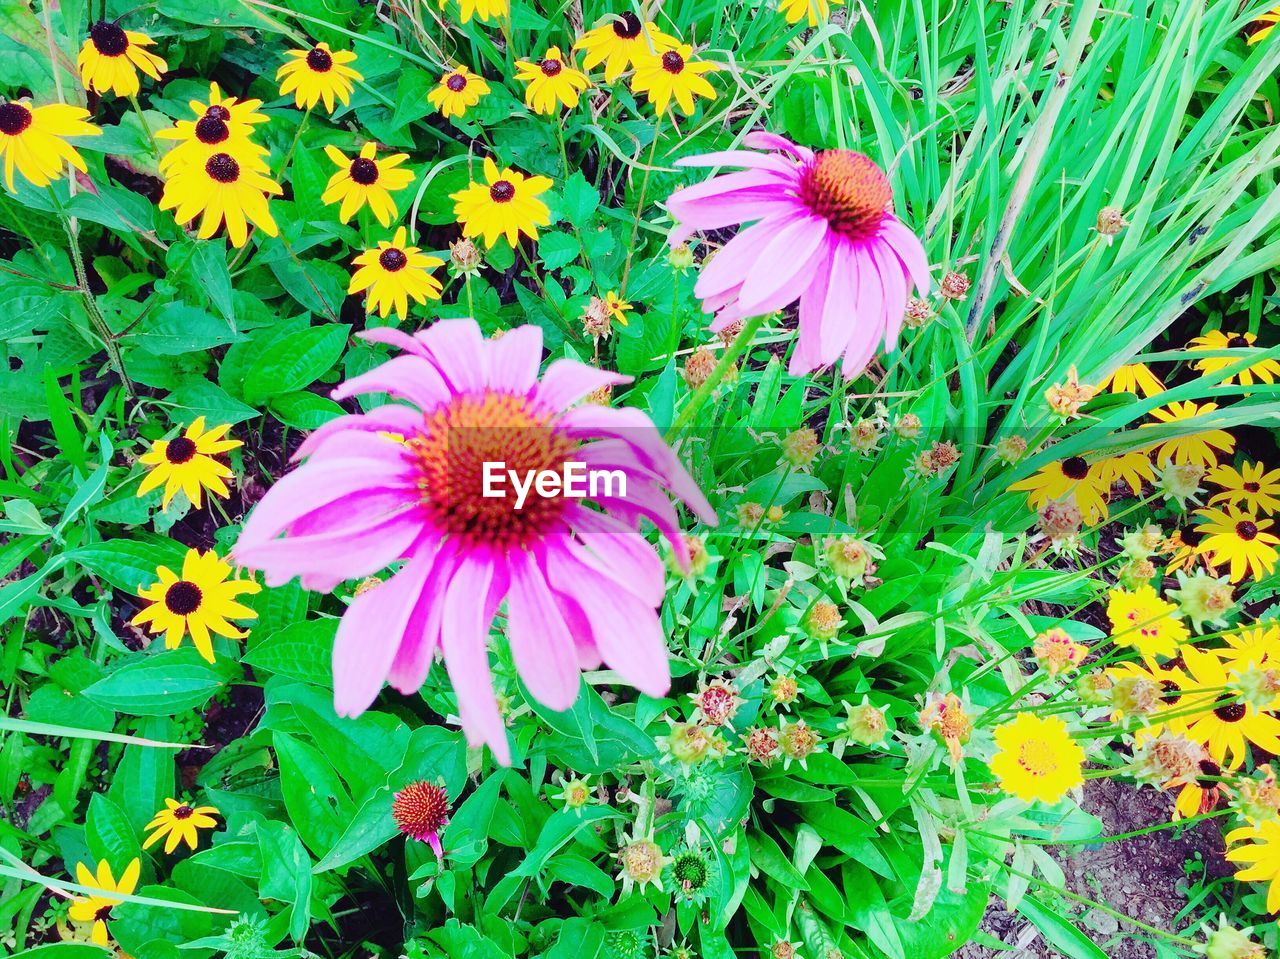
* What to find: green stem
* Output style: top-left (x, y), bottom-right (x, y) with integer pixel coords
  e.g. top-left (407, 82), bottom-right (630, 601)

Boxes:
top-left (668, 312), bottom-right (767, 435)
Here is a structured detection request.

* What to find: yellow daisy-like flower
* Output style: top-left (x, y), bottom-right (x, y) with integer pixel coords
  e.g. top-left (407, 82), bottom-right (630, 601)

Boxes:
top-left (988, 713), bottom-right (1085, 805)
top-left (156, 83), bottom-right (269, 176)
top-left (1095, 449), bottom-right (1156, 497)
top-left (778, 0), bottom-right (845, 27)
top-left (515, 47), bottom-right (591, 115)
top-left (1007, 456), bottom-right (1110, 525)
top-left (349, 226), bottom-right (444, 319)
top-left (67, 858), bottom-right (139, 947)
top-left (1105, 584), bottom-right (1189, 664)
top-left (131, 548), bottom-right (260, 662)
top-left (451, 156), bottom-right (552, 248)
top-left (137, 417), bottom-right (241, 509)
top-left (322, 142), bottom-right (414, 227)
top-left (1208, 461), bottom-right (1280, 515)
top-left (1098, 361), bottom-right (1164, 397)
top-left (144, 797), bottom-right (220, 853)
top-left (427, 65), bottom-right (490, 120)
top-left (631, 44), bottom-right (718, 118)
top-left (441, 0), bottom-right (508, 23)
top-left (603, 291), bottom-right (633, 327)
top-left (1178, 647), bottom-right (1280, 769)
top-left (0, 99), bottom-right (100, 193)
top-left (1221, 625), bottom-right (1280, 711)
top-left (1248, 5), bottom-right (1280, 44)
top-left (1189, 330), bottom-right (1280, 387)
top-left (1143, 400), bottom-right (1235, 469)
top-left (1192, 505), bottom-right (1279, 583)
top-left (1226, 819), bottom-right (1280, 913)
top-left (276, 42), bottom-right (362, 113)
top-left (77, 21), bottom-right (167, 97)
top-left (159, 150), bottom-right (281, 247)
top-left (574, 12), bottom-right (678, 83)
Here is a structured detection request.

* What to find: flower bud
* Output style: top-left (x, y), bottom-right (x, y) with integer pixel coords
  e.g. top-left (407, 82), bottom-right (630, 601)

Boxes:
top-left (1168, 570), bottom-right (1234, 633)
top-left (1095, 206), bottom-right (1127, 238)
top-left (682, 347), bottom-right (716, 389)
top-left (781, 427), bottom-right (821, 468)
top-left (995, 435), bottom-right (1028, 464)
top-left (894, 413), bottom-right (922, 440)
top-left (668, 242), bottom-right (695, 272)
top-left (1032, 627), bottom-right (1088, 677)
top-left (449, 237), bottom-right (481, 276)
top-left (940, 270), bottom-right (970, 300)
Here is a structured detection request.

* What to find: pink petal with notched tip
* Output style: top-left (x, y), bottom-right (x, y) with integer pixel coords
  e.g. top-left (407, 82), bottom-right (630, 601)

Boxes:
top-left (332, 354), bottom-right (451, 412)
top-left (505, 547), bottom-right (581, 712)
top-left (668, 169), bottom-right (795, 206)
top-left (440, 557), bottom-right (510, 764)
top-left (358, 326), bottom-right (431, 358)
top-left (534, 359), bottom-right (631, 411)
top-left (485, 323), bottom-right (543, 395)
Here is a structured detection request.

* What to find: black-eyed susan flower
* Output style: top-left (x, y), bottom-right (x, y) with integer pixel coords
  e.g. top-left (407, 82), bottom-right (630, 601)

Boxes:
top-left (0, 99), bottom-right (100, 192)
top-left (349, 226), bottom-right (444, 319)
top-left (131, 548), bottom-right (260, 662)
top-left (1095, 449), bottom-right (1156, 496)
top-left (68, 858), bottom-right (139, 947)
top-left (276, 42), bottom-right (362, 112)
top-left (77, 21), bottom-right (167, 97)
top-left (159, 150), bottom-right (281, 246)
top-left (515, 47), bottom-right (590, 115)
top-left (1105, 584), bottom-right (1189, 663)
top-left (392, 780), bottom-right (450, 859)
top-left (441, 0), bottom-right (508, 24)
top-left (988, 713), bottom-right (1084, 804)
top-left (1189, 329), bottom-right (1280, 387)
top-left (778, 0), bottom-right (844, 26)
top-left (427, 65), bottom-right (489, 120)
top-left (137, 417), bottom-right (240, 509)
top-left (1007, 456), bottom-right (1110, 525)
top-left (574, 12), bottom-right (678, 82)
top-left (322, 143), bottom-right (413, 226)
top-left (630, 44), bottom-right (717, 117)
top-left (451, 157), bottom-right (552, 248)
top-left (1178, 647), bottom-right (1280, 768)
top-left (1248, 5), bottom-right (1280, 44)
top-left (1098, 362), bottom-right (1164, 397)
top-left (1143, 400), bottom-right (1235, 468)
top-left (1209, 461), bottom-right (1280, 515)
top-left (144, 798), bottom-right (220, 853)
top-left (1226, 819), bottom-right (1280, 913)
top-left (1193, 505), bottom-right (1279, 583)
top-left (603, 290), bottom-right (632, 327)
top-left (156, 83), bottom-right (269, 176)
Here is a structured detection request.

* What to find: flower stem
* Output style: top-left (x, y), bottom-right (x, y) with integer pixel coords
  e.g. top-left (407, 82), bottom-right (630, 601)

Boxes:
top-left (128, 93), bottom-right (161, 162)
top-left (276, 105), bottom-right (311, 181)
top-left (668, 312), bottom-right (767, 435)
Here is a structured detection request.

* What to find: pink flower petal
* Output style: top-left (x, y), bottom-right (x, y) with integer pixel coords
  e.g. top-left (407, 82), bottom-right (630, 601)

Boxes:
top-left (293, 405), bottom-right (424, 460)
top-left (735, 216), bottom-right (828, 315)
top-left (486, 324), bottom-right (543, 396)
top-left (505, 547), bottom-right (581, 711)
top-left (840, 247), bottom-right (887, 374)
top-left (534, 359), bottom-right (631, 411)
top-left (695, 216), bottom-right (801, 300)
top-left (870, 241), bottom-right (908, 353)
top-left (386, 540), bottom-right (460, 693)
top-left (675, 150), bottom-right (803, 175)
top-left (358, 326), bottom-right (432, 357)
top-left (742, 131), bottom-right (815, 162)
top-left (237, 513), bottom-right (422, 591)
top-left (440, 557), bottom-right (510, 764)
top-left (564, 504), bottom-right (666, 606)
top-left (332, 355), bottom-right (451, 413)
top-left (414, 318), bottom-right (489, 395)
top-left (878, 216), bottom-right (930, 295)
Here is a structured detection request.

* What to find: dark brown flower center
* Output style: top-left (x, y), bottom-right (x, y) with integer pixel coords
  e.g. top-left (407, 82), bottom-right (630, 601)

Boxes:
top-left (95, 905), bottom-right (114, 923)
top-left (1199, 759), bottom-right (1222, 779)
top-left (1179, 525), bottom-right (1203, 548)
top-left (1061, 456), bottom-right (1090, 481)
top-left (379, 248), bottom-right (408, 272)
top-left (0, 102), bottom-right (33, 136)
top-left (165, 436), bottom-right (197, 463)
top-left (1228, 334), bottom-right (1250, 348)
top-left (661, 50), bottom-right (685, 73)
top-left (164, 581), bottom-right (203, 616)
top-left (90, 21), bottom-right (129, 57)
top-left (446, 72), bottom-right (468, 92)
top-left (489, 179), bottom-right (515, 202)
top-left (798, 150), bottom-right (892, 241)
top-left (195, 116), bottom-right (229, 144)
top-left (307, 46), bottom-right (333, 72)
top-left (350, 157), bottom-right (379, 185)
top-left (1214, 700), bottom-right (1247, 723)
top-left (205, 105), bottom-right (231, 121)
top-left (1245, 481), bottom-right (1261, 493)
top-left (613, 11), bottom-right (642, 38)
top-left (540, 58), bottom-right (563, 77)
top-left (205, 153), bottom-right (240, 184)
top-left (173, 804), bottom-right (194, 819)
top-left (1236, 520), bottom-right (1259, 541)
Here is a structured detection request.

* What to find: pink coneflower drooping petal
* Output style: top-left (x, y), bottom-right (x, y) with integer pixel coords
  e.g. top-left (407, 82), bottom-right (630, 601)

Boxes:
top-left (392, 780), bottom-right (450, 859)
top-left (233, 318), bottom-right (717, 765)
top-left (666, 132), bottom-right (930, 376)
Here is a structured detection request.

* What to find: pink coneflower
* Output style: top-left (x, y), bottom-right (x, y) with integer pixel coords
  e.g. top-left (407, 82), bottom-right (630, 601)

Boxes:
top-left (666, 132), bottom-right (929, 376)
top-left (233, 318), bottom-right (716, 765)
top-left (392, 780), bottom-right (449, 859)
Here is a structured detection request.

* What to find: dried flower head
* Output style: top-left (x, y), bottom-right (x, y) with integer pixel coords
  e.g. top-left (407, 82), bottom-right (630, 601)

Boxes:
top-left (802, 599), bottom-right (843, 642)
top-left (1045, 365), bottom-right (1098, 420)
top-left (736, 501), bottom-right (766, 529)
top-left (850, 418), bottom-right (882, 453)
top-left (659, 720), bottom-right (726, 765)
top-left (581, 295), bottom-right (613, 339)
top-left (903, 296), bottom-right (934, 328)
top-left (1167, 569), bottom-right (1234, 633)
top-left (668, 241), bottom-right (695, 272)
top-left (1038, 499), bottom-right (1083, 546)
top-left (940, 270), bottom-right (970, 300)
top-left (1121, 523), bottom-right (1166, 559)
top-left (448, 236), bottom-right (481, 276)
top-left (769, 673), bottom-right (800, 708)
top-left (689, 678), bottom-right (743, 726)
top-left (822, 534), bottom-right (882, 585)
top-left (741, 725), bottom-right (781, 766)
top-left (778, 717), bottom-right (822, 769)
top-left (1127, 730), bottom-right (1204, 786)
top-left (894, 413), bottom-right (922, 440)
top-left (1095, 206), bottom-right (1127, 239)
top-left (1076, 671), bottom-right (1114, 706)
top-left (616, 835), bottom-right (667, 893)
top-left (781, 428), bottom-right (821, 469)
top-left (682, 347), bottom-right (717, 389)
top-left (919, 692), bottom-right (972, 762)
top-left (1158, 462), bottom-right (1206, 509)
top-left (841, 698), bottom-right (889, 747)
top-left (995, 435), bottom-right (1028, 465)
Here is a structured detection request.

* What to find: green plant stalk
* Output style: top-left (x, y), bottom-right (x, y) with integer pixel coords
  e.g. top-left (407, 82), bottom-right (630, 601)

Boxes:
top-left (668, 312), bottom-right (768, 434)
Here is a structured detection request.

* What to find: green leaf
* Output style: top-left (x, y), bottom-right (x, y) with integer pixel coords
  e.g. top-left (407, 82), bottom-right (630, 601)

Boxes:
top-left (86, 793), bottom-right (139, 865)
top-left (242, 324), bottom-right (350, 405)
top-left (1017, 895), bottom-right (1108, 959)
top-left (538, 231), bottom-right (582, 271)
top-left (69, 537), bottom-right (188, 593)
top-left (83, 649), bottom-right (227, 716)
top-left (168, 379), bottom-right (261, 425)
top-left (129, 303), bottom-right (243, 356)
top-left (268, 390), bottom-right (345, 429)
top-left (242, 619), bottom-right (335, 686)
top-left (558, 171), bottom-right (600, 228)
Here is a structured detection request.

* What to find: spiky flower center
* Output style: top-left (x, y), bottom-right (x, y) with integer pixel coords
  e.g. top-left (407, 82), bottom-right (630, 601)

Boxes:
top-left (165, 581), bottom-right (203, 615)
top-left (1015, 738), bottom-right (1057, 776)
top-left (694, 684), bottom-right (739, 725)
top-left (1061, 456), bottom-right (1090, 481)
top-left (165, 436), bottom-right (197, 463)
top-left (173, 804), bottom-right (194, 819)
top-left (540, 57), bottom-right (563, 77)
top-left (489, 179), bottom-right (515, 202)
top-left (672, 850), bottom-right (710, 890)
top-left (446, 72), bottom-right (468, 92)
top-left (780, 721), bottom-right (818, 758)
top-left (798, 150), bottom-right (891, 241)
top-left (205, 153), bottom-right (240, 184)
top-left (1244, 481), bottom-right (1261, 493)
top-left (378, 248), bottom-right (408, 272)
top-left (306, 46), bottom-right (333, 72)
top-left (95, 905), bottom-right (114, 923)
top-left (90, 21), bottom-right (129, 57)
top-left (205, 104), bottom-right (231, 121)
top-left (1214, 700), bottom-right (1247, 723)
top-left (195, 116), bottom-right (230, 144)
top-left (0, 102), bottom-right (33, 136)
top-left (350, 157), bottom-right (379, 185)
top-left (407, 392), bottom-right (575, 548)
top-left (1236, 520), bottom-right (1259, 541)
top-left (613, 12), bottom-right (642, 38)
top-left (661, 50), bottom-right (685, 74)
top-left (392, 781), bottom-right (449, 839)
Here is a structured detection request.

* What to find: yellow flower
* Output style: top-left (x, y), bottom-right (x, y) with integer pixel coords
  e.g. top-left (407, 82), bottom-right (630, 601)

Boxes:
top-left (1227, 818), bottom-right (1280, 913)
top-left (1098, 362), bottom-right (1164, 397)
top-left (778, 0), bottom-right (845, 26)
top-left (131, 548), bottom-right (260, 662)
top-left (630, 43), bottom-right (718, 117)
top-left (451, 156), bottom-right (552, 248)
top-left (574, 12), bottom-right (678, 82)
top-left (1221, 625), bottom-right (1280, 711)
top-left (428, 65), bottom-right (490, 119)
top-left (1105, 585), bottom-right (1189, 663)
top-left (137, 417), bottom-right (241, 509)
top-left (515, 47), bottom-right (590, 115)
top-left (1007, 456), bottom-right (1109, 525)
top-left (603, 291), bottom-right (632, 327)
top-left (1031, 628), bottom-right (1088, 677)
top-left (77, 21), bottom-right (166, 97)
top-left (1189, 330), bottom-right (1280, 387)
top-left (989, 713), bottom-right (1084, 804)
top-left (349, 227), bottom-right (444, 319)
top-left (0, 99), bottom-right (100, 192)
top-left (159, 149), bottom-right (281, 247)
top-left (1178, 647), bottom-right (1280, 769)
top-left (441, 0), bottom-right (508, 23)
top-left (1248, 5), bottom-right (1280, 45)
top-left (322, 142), bottom-right (414, 226)
top-left (1143, 400), bottom-right (1235, 468)
top-left (1193, 505), bottom-right (1279, 583)
top-left (156, 83), bottom-right (269, 176)
top-left (1095, 449), bottom-right (1156, 497)
top-left (1208, 461), bottom-right (1280, 515)
top-left (144, 797), bottom-right (220, 853)
top-left (276, 42), bottom-right (362, 112)
top-left (67, 858), bottom-right (139, 947)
